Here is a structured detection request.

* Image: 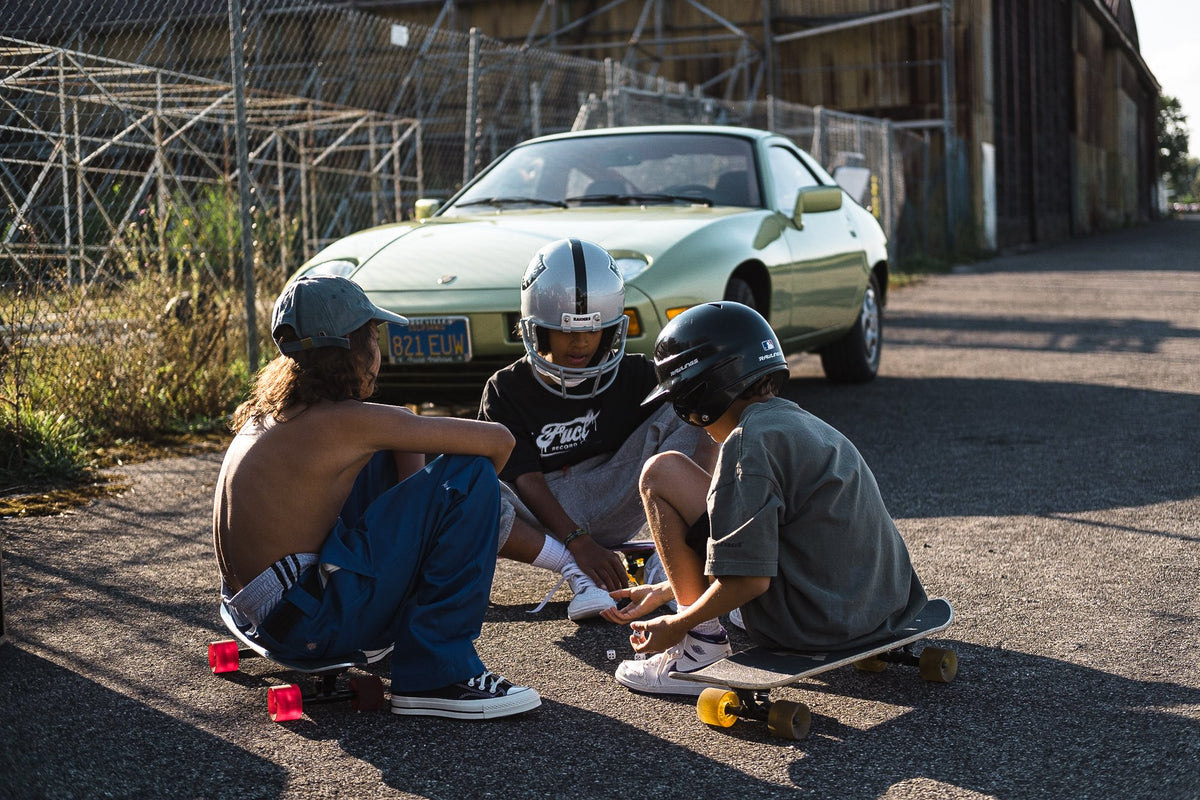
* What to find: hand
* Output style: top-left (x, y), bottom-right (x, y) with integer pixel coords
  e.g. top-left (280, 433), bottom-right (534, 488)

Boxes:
top-left (568, 535), bottom-right (628, 592)
top-left (629, 614), bottom-right (686, 655)
top-left (600, 581), bottom-right (674, 624)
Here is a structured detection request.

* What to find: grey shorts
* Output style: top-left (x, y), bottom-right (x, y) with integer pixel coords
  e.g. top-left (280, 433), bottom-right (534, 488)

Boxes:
top-left (498, 404), bottom-right (707, 548)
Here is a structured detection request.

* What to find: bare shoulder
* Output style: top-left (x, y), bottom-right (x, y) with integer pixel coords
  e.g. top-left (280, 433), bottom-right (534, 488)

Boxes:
top-left (298, 399), bottom-right (413, 426)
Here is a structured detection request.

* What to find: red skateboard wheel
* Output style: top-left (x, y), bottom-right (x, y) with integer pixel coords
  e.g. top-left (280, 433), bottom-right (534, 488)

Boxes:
top-left (267, 684), bottom-right (304, 722)
top-left (349, 675), bottom-right (386, 711)
top-left (208, 640), bottom-right (240, 673)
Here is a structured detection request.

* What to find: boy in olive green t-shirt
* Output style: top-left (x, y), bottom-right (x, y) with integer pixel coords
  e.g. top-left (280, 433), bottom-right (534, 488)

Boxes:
top-left (603, 301), bottom-right (926, 696)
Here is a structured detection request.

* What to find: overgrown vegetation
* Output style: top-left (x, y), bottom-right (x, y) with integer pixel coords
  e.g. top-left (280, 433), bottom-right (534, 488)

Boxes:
top-left (1159, 94), bottom-right (1198, 204)
top-left (1, 184), bottom-right (293, 504)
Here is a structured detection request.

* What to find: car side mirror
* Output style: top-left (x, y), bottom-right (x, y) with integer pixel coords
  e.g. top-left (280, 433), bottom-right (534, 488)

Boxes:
top-left (791, 186), bottom-right (843, 230)
top-left (414, 198), bottom-right (439, 220)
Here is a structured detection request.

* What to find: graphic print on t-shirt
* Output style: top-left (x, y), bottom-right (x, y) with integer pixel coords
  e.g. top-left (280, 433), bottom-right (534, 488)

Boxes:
top-left (535, 408), bottom-right (600, 457)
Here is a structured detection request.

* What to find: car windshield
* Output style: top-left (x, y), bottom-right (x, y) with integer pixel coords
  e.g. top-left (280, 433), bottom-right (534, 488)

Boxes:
top-left (443, 132), bottom-right (761, 215)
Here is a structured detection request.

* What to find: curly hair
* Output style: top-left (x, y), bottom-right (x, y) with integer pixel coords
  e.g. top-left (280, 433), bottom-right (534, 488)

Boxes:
top-left (231, 322), bottom-right (378, 430)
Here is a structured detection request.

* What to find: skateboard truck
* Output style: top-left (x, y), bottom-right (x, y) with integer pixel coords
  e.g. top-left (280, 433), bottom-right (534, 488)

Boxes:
top-left (698, 687), bottom-right (814, 740)
top-left (695, 642), bottom-right (956, 740)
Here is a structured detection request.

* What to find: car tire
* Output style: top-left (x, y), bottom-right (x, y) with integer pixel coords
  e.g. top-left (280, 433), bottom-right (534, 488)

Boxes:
top-left (723, 276), bottom-right (757, 310)
top-left (819, 272), bottom-right (881, 383)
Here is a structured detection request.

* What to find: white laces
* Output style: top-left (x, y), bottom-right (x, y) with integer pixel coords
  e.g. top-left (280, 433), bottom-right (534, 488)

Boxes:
top-left (527, 574), bottom-right (569, 614)
top-left (469, 670), bottom-right (506, 694)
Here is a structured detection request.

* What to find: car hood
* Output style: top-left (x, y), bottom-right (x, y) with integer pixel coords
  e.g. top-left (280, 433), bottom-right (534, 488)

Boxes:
top-left (348, 207), bottom-right (750, 294)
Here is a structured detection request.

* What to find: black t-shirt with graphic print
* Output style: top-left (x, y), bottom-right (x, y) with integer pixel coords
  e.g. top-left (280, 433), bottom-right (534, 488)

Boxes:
top-left (478, 354), bottom-right (662, 483)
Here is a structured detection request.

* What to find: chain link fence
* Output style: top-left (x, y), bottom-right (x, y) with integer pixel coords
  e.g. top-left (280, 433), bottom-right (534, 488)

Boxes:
top-left (1, 0), bottom-right (932, 454)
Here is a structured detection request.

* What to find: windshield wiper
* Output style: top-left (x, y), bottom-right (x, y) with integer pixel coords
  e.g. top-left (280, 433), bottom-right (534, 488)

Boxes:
top-left (455, 196), bottom-right (568, 209)
top-left (565, 193), bottom-right (712, 207)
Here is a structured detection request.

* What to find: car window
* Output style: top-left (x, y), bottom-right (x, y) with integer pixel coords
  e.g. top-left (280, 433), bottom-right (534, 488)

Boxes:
top-left (766, 145), bottom-right (821, 212)
top-left (446, 133), bottom-right (760, 212)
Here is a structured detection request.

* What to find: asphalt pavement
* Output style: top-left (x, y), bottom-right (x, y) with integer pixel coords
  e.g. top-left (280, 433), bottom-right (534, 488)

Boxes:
top-left (2, 218), bottom-right (1198, 799)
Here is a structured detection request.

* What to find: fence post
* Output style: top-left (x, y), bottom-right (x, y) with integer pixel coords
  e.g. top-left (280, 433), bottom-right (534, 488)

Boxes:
top-left (57, 52), bottom-right (72, 285)
top-left (531, 81), bottom-right (542, 138)
top-left (941, 0), bottom-right (957, 252)
top-left (228, 0), bottom-right (259, 373)
top-left (605, 58), bottom-right (617, 128)
top-left (464, 27), bottom-right (480, 185)
top-left (812, 105), bottom-right (825, 163)
top-left (883, 119), bottom-right (896, 267)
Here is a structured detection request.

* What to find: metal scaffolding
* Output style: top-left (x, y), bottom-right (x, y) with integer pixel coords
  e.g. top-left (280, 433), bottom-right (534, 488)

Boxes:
top-left (0, 36), bottom-right (422, 287)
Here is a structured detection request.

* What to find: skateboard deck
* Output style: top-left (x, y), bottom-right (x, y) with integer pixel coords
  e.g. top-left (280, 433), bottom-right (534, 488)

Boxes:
top-left (671, 598), bottom-right (957, 740)
top-left (208, 604), bottom-right (390, 721)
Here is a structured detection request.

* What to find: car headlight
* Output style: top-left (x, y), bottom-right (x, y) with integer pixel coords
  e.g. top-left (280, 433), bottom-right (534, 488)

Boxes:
top-left (303, 259), bottom-right (357, 278)
top-left (611, 254), bottom-right (651, 282)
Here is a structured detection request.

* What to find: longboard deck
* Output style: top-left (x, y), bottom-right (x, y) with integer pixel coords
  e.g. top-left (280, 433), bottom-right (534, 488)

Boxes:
top-left (218, 603), bottom-right (388, 673)
top-left (674, 598), bottom-right (954, 690)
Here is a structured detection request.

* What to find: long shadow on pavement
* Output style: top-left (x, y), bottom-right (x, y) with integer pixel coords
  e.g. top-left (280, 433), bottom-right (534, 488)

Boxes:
top-left (0, 647), bottom-right (289, 799)
top-left (787, 376), bottom-right (1200, 519)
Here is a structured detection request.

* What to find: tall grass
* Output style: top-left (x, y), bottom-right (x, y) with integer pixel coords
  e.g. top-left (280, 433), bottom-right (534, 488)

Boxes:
top-left (1, 184), bottom-right (294, 491)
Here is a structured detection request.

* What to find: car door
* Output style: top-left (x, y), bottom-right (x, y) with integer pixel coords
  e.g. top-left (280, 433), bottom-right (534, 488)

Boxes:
top-left (765, 144), bottom-right (866, 337)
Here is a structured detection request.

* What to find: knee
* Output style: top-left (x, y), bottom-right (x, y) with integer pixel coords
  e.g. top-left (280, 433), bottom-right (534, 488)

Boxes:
top-left (639, 450), bottom-right (685, 500)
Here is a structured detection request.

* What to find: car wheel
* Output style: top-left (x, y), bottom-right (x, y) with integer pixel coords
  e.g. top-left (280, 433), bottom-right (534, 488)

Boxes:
top-left (819, 272), bottom-right (881, 383)
top-left (723, 276), bottom-right (757, 310)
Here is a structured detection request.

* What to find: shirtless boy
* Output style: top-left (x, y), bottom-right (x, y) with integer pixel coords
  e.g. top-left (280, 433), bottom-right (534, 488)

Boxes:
top-left (213, 274), bottom-right (539, 719)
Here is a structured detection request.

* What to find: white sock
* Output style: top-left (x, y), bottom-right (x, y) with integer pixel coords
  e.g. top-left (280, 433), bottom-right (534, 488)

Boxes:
top-left (531, 535), bottom-right (571, 573)
top-left (676, 604), bottom-right (726, 639)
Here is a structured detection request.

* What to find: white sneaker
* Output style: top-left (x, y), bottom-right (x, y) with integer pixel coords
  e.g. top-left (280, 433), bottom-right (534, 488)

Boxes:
top-left (567, 586), bottom-right (616, 621)
top-left (728, 607), bottom-right (745, 630)
top-left (614, 632), bottom-right (732, 696)
top-left (563, 564), bottom-right (616, 621)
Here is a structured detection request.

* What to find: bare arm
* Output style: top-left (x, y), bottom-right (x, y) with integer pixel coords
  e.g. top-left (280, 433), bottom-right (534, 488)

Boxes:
top-left (356, 402), bottom-right (515, 475)
top-left (628, 574), bottom-right (770, 654)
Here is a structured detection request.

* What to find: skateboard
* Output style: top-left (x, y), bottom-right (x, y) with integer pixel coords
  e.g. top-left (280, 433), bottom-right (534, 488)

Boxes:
top-left (611, 539), bottom-right (656, 585)
top-left (671, 597), bottom-right (957, 740)
top-left (207, 604), bottom-right (390, 722)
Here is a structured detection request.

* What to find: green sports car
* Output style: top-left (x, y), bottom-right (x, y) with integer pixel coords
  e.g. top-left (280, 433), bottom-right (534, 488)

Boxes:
top-left (295, 125), bottom-right (889, 405)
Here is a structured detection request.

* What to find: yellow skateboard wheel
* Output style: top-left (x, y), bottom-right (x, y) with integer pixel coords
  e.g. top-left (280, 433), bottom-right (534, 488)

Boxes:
top-left (918, 647), bottom-right (958, 683)
top-left (697, 688), bottom-right (740, 728)
top-left (854, 655), bottom-right (888, 673)
top-left (767, 699), bottom-right (811, 740)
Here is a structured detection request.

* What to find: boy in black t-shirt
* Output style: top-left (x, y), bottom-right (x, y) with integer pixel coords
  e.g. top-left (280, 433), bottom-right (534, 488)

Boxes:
top-left (479, 238), bottom-right (715, 621)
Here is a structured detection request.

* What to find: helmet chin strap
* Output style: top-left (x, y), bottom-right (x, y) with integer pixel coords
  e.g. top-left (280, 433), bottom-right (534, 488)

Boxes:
top-left (535, 364), bottom-right (587, 388)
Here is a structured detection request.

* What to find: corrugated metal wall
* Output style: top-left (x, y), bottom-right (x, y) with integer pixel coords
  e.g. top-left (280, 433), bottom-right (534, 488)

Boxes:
top-left (992, 0), bottom-right (1073, 247)
top-left (1070, 0), bottom-right (1157, 232)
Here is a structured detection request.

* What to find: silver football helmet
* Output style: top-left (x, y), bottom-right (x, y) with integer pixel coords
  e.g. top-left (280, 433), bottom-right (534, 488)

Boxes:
top-left (519, 238), bottom-right (629, 398)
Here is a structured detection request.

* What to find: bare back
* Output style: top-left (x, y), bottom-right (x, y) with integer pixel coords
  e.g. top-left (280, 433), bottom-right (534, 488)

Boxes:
top-left (213, 400), bottom-right (514, 593)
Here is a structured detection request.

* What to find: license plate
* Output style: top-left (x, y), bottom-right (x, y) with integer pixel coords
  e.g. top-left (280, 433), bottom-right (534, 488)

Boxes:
top-left (387, 317), bottom-right (472, 363)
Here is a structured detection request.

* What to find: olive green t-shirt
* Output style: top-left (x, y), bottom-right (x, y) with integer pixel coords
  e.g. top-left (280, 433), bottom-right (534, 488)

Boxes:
top-left (706, 397), bottom-right (926, 651)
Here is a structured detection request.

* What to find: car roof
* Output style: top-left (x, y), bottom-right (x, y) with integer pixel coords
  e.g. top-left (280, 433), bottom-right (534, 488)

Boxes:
top-left (519, 124), bottom-right (776, 146)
